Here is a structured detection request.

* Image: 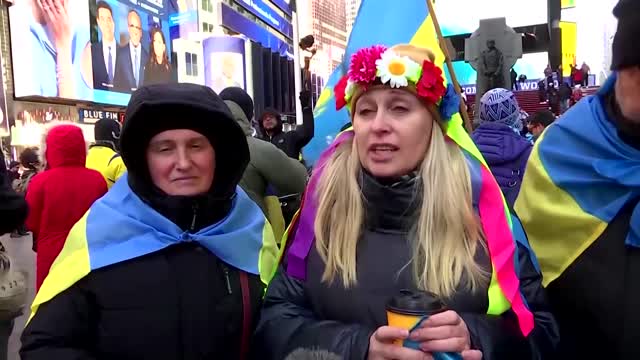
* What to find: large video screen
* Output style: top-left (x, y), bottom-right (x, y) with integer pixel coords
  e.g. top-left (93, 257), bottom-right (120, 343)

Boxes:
top-left (10, 0), bottom-right (175, 106)
top-left (438, 0), bottom-right (548, 36)
top-left (447, 52), bottom-right (549, 88)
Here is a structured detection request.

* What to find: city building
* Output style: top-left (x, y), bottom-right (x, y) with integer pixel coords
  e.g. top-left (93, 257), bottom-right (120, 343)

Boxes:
top-left (299, 0), bottom-right (347, 78)
top-left (346, 0), bottom-right (361, 36)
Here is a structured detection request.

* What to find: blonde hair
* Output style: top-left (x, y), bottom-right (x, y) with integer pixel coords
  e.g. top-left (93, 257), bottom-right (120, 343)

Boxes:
top-left (313, 44), bottom-right (488, 298)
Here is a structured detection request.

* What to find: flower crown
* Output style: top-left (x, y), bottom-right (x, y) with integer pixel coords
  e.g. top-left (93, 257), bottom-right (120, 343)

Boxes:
top-left (334, 45), bottom-right (460, 121)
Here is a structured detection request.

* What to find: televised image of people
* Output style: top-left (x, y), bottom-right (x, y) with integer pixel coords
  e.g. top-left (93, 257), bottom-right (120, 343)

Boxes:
top-left (114, 10), bottom-right (149, 92)
top-left (90, 0), bottom-right (174, 94)
top-left (9, 0), bottom-right (94, 100)
top-left (144, 28), bottom-right (173, 86)
top-left (91, 1), bottom-right (118, 90)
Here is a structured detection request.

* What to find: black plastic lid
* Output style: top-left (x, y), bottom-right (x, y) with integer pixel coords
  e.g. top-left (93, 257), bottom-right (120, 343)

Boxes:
top-left (386, 289), bottom-right (445, 316)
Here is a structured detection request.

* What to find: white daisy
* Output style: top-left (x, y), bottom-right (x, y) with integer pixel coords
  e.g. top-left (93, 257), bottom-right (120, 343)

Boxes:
top-left (375, 50), bottom-right (421, 88)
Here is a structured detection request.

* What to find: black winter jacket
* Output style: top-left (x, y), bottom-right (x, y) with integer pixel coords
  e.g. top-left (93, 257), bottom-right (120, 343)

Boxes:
top-left (21, 243), bottom-right (264, 360)
top-left (544, 91), bottom-right (640, 359)
top-left (0, 151), bottom-right (28, 235)
top-left (254, 172), bottom-right (559, 360)
top-left (258, 107), bottom-right (314, 160)
top-left (21, 83), bottom-right (267, 360)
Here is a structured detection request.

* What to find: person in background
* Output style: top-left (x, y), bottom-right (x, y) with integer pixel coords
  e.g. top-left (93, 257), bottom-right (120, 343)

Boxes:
top-left (580, 61), bottom-right (591, 86)
top-left (526, 110), bottom-right (555, 142)
top-left (143, 28), bottom-right (172, 86)
top-left (20, 83), bottom-right (278, 359)
top-left (472, 88), bottom-right (532, 207)
top-left (254, 44), bottom-right (558, 360)
top-left (258, 91), bottom-right (315, 160)
top-left (558, 82), bottom-right (573, 114)
top-left (510, 68), bottom-right (518, 91)
top-left (25, 123), bottom-right (107, 290)
top-left (537, 79), bottom-right (547, 104)
top-left (11, 148), bottom-right (40, 238)
top-left (220, 87), bottom-right (308, 240)
top-left (86, 118), bottom-right (127, 188)
top-left (571, 84), bottom-right (583, 105)
top-left (516, 1), bottom-right (640, 357)
top-left (0, 150), bottom-right (28, 360)
top-left (7, 161), bottom-right (20, 184)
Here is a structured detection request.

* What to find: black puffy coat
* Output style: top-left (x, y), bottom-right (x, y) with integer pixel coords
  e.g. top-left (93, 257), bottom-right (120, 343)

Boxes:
top-left (254, 172), bottom-right (559, 360)
top-left (20, 83), bottom-right (266, 360)
top-left (0, 151), bottom-right (28, 235)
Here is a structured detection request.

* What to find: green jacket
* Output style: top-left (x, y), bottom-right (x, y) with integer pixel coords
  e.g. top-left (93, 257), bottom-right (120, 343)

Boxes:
top-left (224, 101), bottom-right (307, 213)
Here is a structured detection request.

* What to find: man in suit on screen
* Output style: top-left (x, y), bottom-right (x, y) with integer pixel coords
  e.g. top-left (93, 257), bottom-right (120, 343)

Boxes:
top-left (91, 1), bottom-right (118, 90)
top-left (114, 10), bottom-right (149, 93)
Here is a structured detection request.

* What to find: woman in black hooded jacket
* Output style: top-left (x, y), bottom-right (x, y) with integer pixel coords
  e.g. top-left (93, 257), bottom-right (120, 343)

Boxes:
top-left (20, 83), bottom-right (278, 360)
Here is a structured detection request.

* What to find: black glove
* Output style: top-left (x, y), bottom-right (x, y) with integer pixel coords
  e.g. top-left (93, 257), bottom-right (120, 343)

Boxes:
top-left (299, 90), bottom-right (311, 108)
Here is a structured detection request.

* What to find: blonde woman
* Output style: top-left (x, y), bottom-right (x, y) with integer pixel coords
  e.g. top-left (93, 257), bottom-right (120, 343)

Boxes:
top-left (254, 44), bottom-right (558, 360)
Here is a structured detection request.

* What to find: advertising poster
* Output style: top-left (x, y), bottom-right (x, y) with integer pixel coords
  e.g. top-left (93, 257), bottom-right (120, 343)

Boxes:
top-left (168, 0), bottom-right (199, 40)
top-left (561, 0), bottom-right (576, 9)
top-left (9, 0), bottom-right (176, 107)
top-left (438, 0), bottom-right (548, 36)
top-left (203, 37), bottom-right (247, 94)
top-left (560, 21), bottom-right (577, 77)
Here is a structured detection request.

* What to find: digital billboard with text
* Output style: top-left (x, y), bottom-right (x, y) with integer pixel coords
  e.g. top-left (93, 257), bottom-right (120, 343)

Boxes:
top-left (10, 0), bottom-right (177, 106)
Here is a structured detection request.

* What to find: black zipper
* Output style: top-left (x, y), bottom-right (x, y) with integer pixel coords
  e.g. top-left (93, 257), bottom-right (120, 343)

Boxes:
top-left (222, 264), bottom-right (232, 294)
top-left (189, 203), bottom-right (198, 232)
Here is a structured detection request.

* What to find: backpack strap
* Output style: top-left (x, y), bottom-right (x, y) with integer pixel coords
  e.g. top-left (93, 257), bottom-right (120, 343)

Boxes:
top-left (108, 153), bottom-right (121, 165)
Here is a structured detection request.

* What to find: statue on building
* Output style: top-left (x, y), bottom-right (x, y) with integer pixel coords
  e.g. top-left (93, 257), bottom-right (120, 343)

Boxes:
top-left (481, 40), bottom-right (505, 90)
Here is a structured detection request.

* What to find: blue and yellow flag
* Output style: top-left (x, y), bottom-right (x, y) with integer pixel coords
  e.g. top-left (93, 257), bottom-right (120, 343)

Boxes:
top-left (515, 74), bottom-right (640, 287)
top-left (29, 178), bottom-right (279, 322)
top-left (304, 0), bottom-right (451, 165)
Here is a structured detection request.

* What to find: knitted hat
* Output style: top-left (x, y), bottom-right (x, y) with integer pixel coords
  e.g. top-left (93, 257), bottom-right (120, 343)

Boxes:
top-left (93, 118), bottom-right (121, 146)
top-left (611, 0), bottom-right (640, 70)
top-left (479, 88), bottom-right (522, 130)
top-left (219, 87), bottom-right (255, 121)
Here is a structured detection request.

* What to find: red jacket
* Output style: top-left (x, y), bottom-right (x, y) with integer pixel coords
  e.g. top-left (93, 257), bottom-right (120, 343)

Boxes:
top-left (26, 124), bottom-right (107, 289)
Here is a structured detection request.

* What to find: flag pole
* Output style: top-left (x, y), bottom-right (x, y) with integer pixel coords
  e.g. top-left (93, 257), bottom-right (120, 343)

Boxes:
top-left (425, 0), bottom-right (473, 132)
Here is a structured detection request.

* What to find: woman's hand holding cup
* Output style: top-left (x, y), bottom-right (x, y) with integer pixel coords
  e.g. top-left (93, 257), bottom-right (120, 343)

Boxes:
top-left (369, 326), bottom-right (432, 360)
top-left (409, 310), bottom-right (483, 360)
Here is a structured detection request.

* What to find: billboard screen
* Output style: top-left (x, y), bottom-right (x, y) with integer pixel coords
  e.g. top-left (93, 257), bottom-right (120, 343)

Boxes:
top-left (438, 0), bottom-right (548, 36)
top-left (10, 0), bottom-right (176, 106)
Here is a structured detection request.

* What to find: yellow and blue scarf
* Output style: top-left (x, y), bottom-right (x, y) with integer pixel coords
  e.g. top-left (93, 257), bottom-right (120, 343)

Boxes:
top-left (30, 178), bottom-right (279, 322)
top-left (515, 73), bottom-right (639, 287)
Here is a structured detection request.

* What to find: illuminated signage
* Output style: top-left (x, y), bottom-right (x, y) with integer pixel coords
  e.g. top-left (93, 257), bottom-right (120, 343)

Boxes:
top-left (235, 0), bottom-right (293, 39)
top-left (79, 109), bottom-right (122, 124)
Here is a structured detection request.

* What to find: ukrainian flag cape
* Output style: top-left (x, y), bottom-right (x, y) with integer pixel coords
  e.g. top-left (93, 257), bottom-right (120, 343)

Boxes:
top-left (29, 178), bottom-right (279, 322)
top-left (515, 74), bottom-right (640, 287)
top-left (283, 0), bottom-right (536, 337)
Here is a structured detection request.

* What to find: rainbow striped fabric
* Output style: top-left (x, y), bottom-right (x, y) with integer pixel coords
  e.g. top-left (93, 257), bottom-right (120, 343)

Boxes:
top-left (29, 178), bottom-right (279, 323)
top-left (515, 74), bottom-right (639, 287)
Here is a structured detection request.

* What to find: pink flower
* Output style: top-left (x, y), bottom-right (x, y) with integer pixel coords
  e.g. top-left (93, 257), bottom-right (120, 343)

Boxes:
top-left (348, 45), bottom-right (387, 84)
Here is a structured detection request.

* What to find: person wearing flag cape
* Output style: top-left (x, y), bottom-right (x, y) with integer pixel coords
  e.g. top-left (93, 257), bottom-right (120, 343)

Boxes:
top-left (515, 0), bottom-right (640, 358)
top-left (254, 44), bottom-right (558, 360)
top-left (20, 83), bottom-right (279, 359)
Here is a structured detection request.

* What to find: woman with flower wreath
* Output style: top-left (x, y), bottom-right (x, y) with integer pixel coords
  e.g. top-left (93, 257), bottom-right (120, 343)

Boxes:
top-left (253, 44), bottom-right (558, 360)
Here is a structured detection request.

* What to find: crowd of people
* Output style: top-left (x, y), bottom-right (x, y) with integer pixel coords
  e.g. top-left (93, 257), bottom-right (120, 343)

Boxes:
top-left (0, 0), bottom-right (638, 359)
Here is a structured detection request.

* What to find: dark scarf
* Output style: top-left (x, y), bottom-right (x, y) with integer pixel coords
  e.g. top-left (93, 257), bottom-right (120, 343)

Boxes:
top-left (359, 170), bottom-right (421, 232)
